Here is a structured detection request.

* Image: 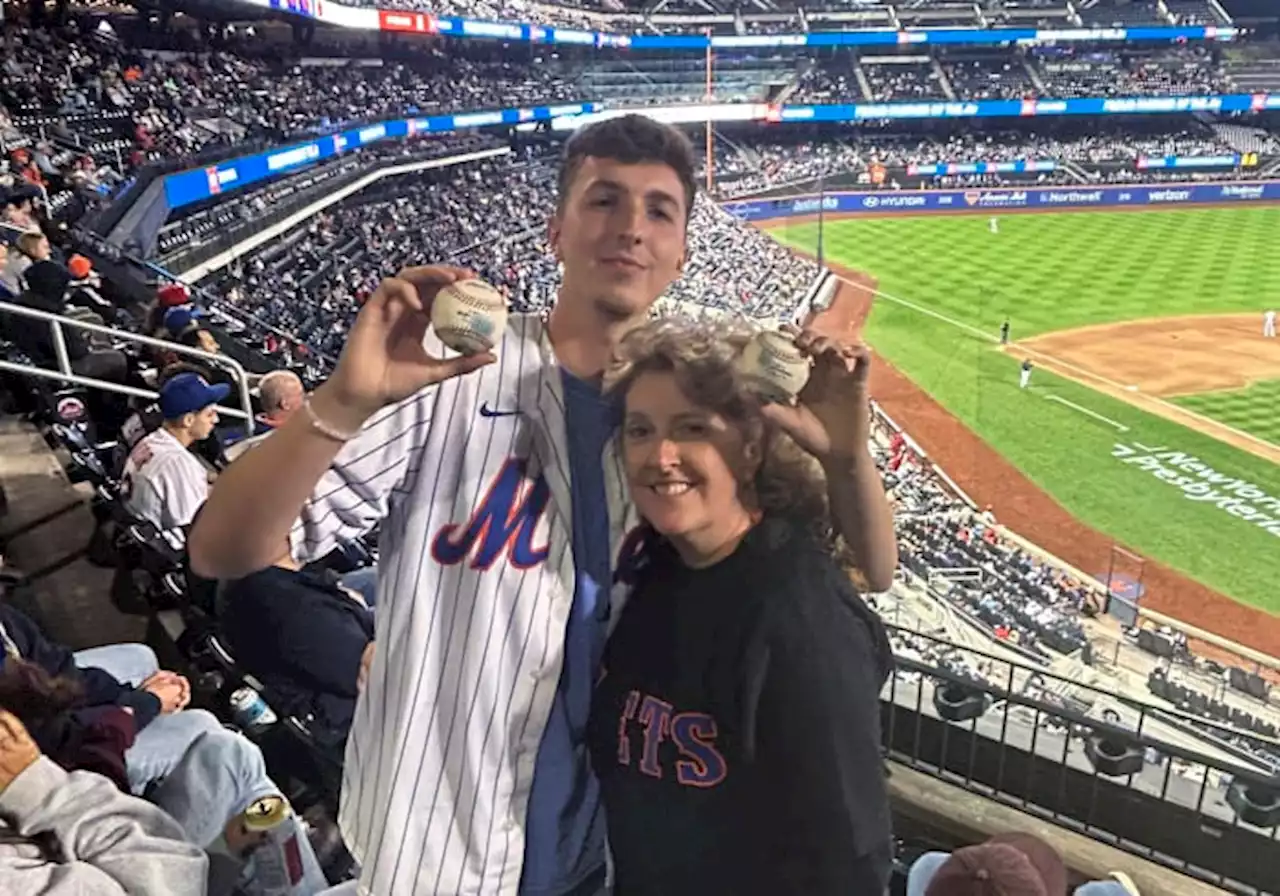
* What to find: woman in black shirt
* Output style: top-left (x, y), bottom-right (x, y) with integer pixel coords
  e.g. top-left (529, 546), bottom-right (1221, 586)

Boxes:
top-left (590, 321), bottom-right (895, 895)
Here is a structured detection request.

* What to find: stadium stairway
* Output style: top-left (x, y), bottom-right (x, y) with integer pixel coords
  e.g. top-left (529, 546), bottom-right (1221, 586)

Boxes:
top-left (0, 415), bottom-right (145, 649)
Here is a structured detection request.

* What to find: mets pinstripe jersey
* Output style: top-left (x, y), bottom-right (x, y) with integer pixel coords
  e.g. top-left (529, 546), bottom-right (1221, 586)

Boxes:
top-left (289, 313), bottom-right (640, 895)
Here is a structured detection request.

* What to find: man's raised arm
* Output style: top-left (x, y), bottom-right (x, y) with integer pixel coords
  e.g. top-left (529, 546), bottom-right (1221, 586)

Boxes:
top-left (188, 267), bottom-right (493, 580)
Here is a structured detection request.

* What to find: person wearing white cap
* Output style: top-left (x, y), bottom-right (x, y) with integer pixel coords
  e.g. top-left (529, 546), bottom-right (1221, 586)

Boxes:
top-left (121, 372), bottom-right (229, 533)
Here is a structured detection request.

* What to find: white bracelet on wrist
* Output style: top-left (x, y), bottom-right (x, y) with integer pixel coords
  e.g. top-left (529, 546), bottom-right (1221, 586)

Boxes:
top-left (303, 396), bottom-right (360, 443)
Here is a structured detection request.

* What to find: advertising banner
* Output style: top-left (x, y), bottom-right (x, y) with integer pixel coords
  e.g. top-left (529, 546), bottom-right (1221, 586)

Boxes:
top-left (162, 103), bottom-right (599, 209)
top-left (722, 182), bottom-right (1280, 221)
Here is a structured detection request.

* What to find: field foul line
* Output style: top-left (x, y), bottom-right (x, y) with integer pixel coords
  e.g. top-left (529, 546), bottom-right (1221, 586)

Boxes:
top-left (832, 274), bottom-right (1280, 455)
top-left (1015, 346), bottom-right (1280, 454)
top-left (1044, 394), bottom-right (1128, 431)
top-left (834, 276), bottom-right (996, 343)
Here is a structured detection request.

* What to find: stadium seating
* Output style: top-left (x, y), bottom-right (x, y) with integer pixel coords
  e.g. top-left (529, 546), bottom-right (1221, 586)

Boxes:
top-left (941, 55), bottom-right (1037, 101)
top-left (1078, 1), bottom-right (1169, 27)
top-left (201, 152), bottom-right (822, 362)
top-left (1146, 669), bottom-right (1280, 772)
top-left (9, 7), bottom-right (1280, 892)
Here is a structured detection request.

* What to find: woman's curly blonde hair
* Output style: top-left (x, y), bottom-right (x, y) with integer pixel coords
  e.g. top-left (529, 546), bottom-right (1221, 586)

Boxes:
top-left (604, 317), bottom-right (840, 553)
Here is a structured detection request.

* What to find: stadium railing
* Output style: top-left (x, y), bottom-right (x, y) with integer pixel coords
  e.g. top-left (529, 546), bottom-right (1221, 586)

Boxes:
top-left (0, 301), bottom-right (257, 439)
top-left (884, 623), bottom-right (1280, 894)
top-left (871, 400), bottom-right (1280, 682)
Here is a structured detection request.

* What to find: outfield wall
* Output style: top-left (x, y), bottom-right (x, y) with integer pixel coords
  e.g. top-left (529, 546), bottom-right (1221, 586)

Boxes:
top-left (723, 180), bottom-right (1280, 221)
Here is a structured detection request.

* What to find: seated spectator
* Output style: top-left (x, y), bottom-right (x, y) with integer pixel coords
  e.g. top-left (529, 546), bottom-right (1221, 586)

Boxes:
top-left (1, 190), bottom-right (40, 232)
top-left (6, 229), bottom-right (48, 290)
top-left (121, 363), bottom-right (195, 452)
top-left (0, 657), bottom-right (153, 794)
top-left (23, 257), bottom-right (74, 311)
top-left (908, 832), bottom-right (1141, 895)
top-left (219, 538), bottom-right (375, 745)
top-left (0, 619), bottom-right (329, 893)
top-left (164, 307), bottom-right (202, 344)
top-left (225, 369), bottom-right (304, 461)
top-left (63, 254), bottom-right (117, 320)
top-left (0, 603), bottom-right (191, 792)
top-left (144, 284), bottom-right (194, 341)
top-left (175, 321), bottom-right (242, 395)
top-left (176, 322), bottom-right (224, 360)
top-left (0, 708), bottom-right (208, 895)
top-left (121, 373), bottom-right (227, 532)
top-left (0, 248), bottom-right (18, 302)
top-left (0, 252), bottom-right (132, 432)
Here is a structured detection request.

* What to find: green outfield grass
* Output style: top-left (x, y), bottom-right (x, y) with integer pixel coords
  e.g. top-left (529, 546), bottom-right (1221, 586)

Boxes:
top-left (1174, 379), bottom-right (1280, 447)
top-left (771, 207), bottom-right (1280, 337)
top-left (769, 207), bottom-right (1280, 614)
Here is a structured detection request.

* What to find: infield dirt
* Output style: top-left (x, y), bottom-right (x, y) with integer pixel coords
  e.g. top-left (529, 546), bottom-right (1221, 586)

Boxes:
top-left (807, 264), bottom-right (1280, 660)
top-left (1012, 314), bottom-right (1280, 463)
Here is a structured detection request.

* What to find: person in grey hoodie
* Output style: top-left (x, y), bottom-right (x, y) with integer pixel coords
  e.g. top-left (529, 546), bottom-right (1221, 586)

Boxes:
top-left (0, 708), bottom-right (208, 895)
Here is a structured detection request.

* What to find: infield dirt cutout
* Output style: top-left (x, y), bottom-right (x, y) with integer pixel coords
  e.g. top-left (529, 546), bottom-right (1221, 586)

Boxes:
top-left (805, 264), bottom-right (1280, 660)
top-left (1011, 314), bottom-right (1280, 463)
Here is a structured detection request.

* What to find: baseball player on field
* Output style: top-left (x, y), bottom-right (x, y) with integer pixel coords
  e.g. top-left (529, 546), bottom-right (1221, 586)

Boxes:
top-left (1265, 308), bottom-right (1276, 338)
top-left (190, 114), bottom-right (897, 896)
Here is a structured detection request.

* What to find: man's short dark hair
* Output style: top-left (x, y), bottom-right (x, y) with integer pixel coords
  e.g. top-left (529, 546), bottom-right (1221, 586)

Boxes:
top-left (558, 114), bottom-right (697, 219)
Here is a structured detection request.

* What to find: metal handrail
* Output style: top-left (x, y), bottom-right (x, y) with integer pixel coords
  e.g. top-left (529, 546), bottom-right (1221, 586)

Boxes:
top-left (0, 299), bottom-right (256, 438)
top-left (884, 620), bottom-right (1280, 752)
top-left (891, 649), bottom-right (1278, 785)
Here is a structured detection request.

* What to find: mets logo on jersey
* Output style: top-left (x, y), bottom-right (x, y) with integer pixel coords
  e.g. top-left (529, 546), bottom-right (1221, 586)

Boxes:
top-left (431, 458), bottom-right (550, 570)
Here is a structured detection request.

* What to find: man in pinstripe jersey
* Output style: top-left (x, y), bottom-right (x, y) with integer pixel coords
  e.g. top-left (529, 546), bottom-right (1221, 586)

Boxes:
top-left (190, 115), bottom-right (897, 896)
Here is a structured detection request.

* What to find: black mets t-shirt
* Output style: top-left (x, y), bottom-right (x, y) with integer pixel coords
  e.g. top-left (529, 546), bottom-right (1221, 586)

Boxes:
top-left (589, 517), bottom-right (894, 895)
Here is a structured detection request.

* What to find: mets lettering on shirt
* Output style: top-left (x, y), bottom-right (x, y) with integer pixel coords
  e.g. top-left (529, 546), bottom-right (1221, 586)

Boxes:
top-left (431, 457), bottom-right (550, 569)
top-left (617, 689), bottom-right (728, 787)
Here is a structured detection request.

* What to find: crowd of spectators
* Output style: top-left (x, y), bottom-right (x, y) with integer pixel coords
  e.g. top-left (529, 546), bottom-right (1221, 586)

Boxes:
top-left (1147, 669), bottom-right (1280, 773)
top-left (699, 121), bottom-right (1262, 197)
top-left (206, 152), bottom-right (820, 366)
top-left (2, 20), bottom-right (581, 168)
top-left (0, 134), bottom-right (358, 896)
top-left (713, 138), bottom-right (863, 197)
top-left (0, 12), bottom-right (1255, 240)
top-left (1032, 48), bottom-right (1233, 98)
top-left (262, 0), bottom-right (1225, 37)
top-left (1165, 0), bottom-right (1220, 26)
top-left (794, 47), bottom-right (1235, 104)
top-left (155, 133), bottom-right (502, 266)
top-left (874, 419), bottom-right (1093, 661)
top-left (942, 56), bottom-right (1036, 101)
top-left (1078, 1), bottom-right (1168, 27)
top-left (860, 60), bottom-right (944, 101)
top-left (869, 403), bottom-right (1279, 803)
top-left (863, 125), bottom-right (1238, 165)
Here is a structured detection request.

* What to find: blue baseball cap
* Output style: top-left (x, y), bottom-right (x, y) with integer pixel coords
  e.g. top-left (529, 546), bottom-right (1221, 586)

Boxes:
top-left (159, 372), bottom-right (230, 420)
top-left (163, 306), bottom-right (201, 337)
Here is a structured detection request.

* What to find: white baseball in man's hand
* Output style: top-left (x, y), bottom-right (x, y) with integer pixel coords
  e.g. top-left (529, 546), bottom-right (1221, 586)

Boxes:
top-left (431, 279), bottom-right (508, 356)
top-left (319, 266), bottom-right (497, 433)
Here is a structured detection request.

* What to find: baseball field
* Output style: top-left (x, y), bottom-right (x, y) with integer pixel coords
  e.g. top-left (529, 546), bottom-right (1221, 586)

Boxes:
top-left (768, 206), bottom-right (1280, 625)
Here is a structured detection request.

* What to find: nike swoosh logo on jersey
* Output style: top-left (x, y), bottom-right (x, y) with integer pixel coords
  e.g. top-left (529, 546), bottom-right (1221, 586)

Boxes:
top-left (479, 402), bottom-right (520, 418)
